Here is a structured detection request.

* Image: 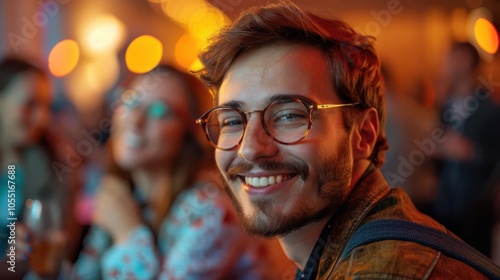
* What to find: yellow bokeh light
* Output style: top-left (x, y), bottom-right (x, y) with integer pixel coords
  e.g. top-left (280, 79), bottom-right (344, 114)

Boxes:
top-left (162, 0), bottom-right (208, 26)
top-left (474, 18), bottom-right (499, 54)
top-left (65, 56), bottom-right (120, 112)
top-left (48, 39), bottom-right (80, 77)
top-left (125, 35), bottom-right (163, 74)
top-left (81, 14), bottom-right (125, 55)
top-left (175, 34), bottom-right (199, 69)
top-left (189, 58), bottom-right (204, 72)
top-left (188, 7), bottom-right (231, 43)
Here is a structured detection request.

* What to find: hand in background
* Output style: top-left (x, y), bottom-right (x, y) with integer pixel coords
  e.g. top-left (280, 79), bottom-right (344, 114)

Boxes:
top-left (13, 223), bottom-right (32, 261)
top-left (93, 175), bottom-right (142, 244)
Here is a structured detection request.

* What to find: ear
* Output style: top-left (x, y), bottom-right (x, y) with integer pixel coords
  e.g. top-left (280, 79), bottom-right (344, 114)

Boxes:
top-left (351, 108), bottom-right (379, 160)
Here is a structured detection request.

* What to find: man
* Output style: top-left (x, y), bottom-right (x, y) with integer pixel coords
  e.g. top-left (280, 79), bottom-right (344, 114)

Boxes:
top-left (195, 2), bottom-right (497, 279)
top-left (434, 42), bottom-right (500, 256)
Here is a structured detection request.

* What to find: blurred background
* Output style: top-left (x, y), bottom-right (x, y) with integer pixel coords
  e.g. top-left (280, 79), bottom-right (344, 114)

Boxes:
top-left (1, 0), bottom-right (499, 114)
top-left (0, 0), bottom-right (499, 275)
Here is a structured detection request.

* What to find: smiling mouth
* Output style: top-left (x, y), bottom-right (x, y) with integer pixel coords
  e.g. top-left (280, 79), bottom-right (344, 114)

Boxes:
top-left (241, 174), bottom-right (297, 188)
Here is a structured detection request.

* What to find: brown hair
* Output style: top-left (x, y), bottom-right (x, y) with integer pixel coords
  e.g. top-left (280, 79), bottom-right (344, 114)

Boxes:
top-left (197, 1), bottom-right (388, 166)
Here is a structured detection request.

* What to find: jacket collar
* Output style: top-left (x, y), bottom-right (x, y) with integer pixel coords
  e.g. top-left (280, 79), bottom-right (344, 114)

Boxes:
top-left (316, 167), bottom-right (391, 279)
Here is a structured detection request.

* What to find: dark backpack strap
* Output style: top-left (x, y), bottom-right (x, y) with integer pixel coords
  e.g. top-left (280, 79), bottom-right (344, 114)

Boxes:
top-left (339, 219), bottom-right (500, 279)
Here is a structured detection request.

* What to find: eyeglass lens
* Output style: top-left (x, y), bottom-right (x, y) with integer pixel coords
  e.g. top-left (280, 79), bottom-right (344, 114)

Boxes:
top-left (204, 99), bottom-right (310, 149)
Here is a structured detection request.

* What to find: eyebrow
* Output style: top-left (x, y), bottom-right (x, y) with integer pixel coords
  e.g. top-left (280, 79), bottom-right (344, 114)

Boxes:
top-left (220, 93), bottom-right (310, 109)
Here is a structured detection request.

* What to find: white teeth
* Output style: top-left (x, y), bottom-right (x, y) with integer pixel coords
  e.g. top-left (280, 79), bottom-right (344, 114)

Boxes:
top-left (244, 174), bottom-right (291, 188)
top-left (259, 177), bottom-right (268, 187)
top-left (268, 176), bottom-right (275, 185)
top-left (251, 177), bottom-right (259, 186)
top-left (276, 175), bottom-right (282, 183)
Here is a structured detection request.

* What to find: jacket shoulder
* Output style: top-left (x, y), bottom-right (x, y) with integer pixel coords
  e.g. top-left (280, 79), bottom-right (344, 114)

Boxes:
top-left (326, 240), bottom-right (488, 279)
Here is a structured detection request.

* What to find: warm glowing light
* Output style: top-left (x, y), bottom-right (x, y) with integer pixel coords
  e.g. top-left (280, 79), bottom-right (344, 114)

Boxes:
top-left (48, 39), bottom-right (80, 77)
top-left (81, 15), bottom-right (125, 54)
top-left (474, 18), bottom-right (499, 54)
top-left (175, 34), bottom-right (199, 69)
top-left (162, 0), bottom-right (208, 25)
top-left (451, 8), bottom-right (469, 42)
top-left (125, 35), bottom-right (163, 73)
top-left (189, 58), bottom-right (204, 72)
top-left (188, 7), bottom-right (231, 42)
top-left (65, 57), bottom-right (120, 112)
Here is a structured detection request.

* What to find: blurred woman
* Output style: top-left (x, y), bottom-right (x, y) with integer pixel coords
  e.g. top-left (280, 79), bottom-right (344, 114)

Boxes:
top-left (0, 57), bottom-right (76, 279)
top-left (73, 64), bottom-right (290, 279)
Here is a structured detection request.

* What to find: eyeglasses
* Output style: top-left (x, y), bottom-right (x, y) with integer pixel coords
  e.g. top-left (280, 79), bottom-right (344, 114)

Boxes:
top-left (124, 100), bottom-right (175, 119)
top-left (195, 96), bottom-right (358, 150)
top-left (119, 90), bottom-right (176, 120)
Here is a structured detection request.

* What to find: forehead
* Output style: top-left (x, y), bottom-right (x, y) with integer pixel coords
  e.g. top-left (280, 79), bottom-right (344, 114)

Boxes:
top-left (129, 74), bottom-right (189, 107)
top-left (3, 72), bottom-right (51, 101)
top-left (218, 44), bottom-right (334, 108)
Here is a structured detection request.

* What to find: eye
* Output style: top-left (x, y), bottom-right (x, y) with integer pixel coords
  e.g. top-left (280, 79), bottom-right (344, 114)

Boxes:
top-left (266, 100), bottom-right (309, 129)
top-left (274, 110), bottom-right (307, 122)
top-left (214, 109), bottom-right (243, 133)
top-left (147, 102), bottom-right (171, 119)
top-left (121, 90), bottom-right (140, 109)
top-left (221, 116), bottom-right (243, 126)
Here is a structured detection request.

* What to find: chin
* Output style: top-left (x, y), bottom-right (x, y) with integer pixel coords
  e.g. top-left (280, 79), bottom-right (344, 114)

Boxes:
top-left (224, 185), bottom-right (309, 238)
top-left (115, 156), bottom-right (143, 171)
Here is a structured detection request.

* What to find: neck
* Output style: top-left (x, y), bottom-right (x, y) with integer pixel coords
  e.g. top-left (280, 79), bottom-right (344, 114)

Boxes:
top-left (278, 217), bottom-right (331, 270)
top-left (278, 159), bottom-right (372, 270)
top-left (131, 167), bottom-right (171, 203)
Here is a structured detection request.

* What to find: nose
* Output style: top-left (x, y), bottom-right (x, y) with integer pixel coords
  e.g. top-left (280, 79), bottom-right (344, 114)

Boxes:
top-left (128, 107), bottom-right (146, 129)
top-left (237, 113), bottom-right (278, 162)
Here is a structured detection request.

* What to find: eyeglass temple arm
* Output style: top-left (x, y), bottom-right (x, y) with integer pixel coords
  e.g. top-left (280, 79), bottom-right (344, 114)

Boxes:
top-left (316, 102), bottom-right (359, 110)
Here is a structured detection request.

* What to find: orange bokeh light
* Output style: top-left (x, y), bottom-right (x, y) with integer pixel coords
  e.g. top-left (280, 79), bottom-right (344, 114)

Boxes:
top-left (474, 18), bottom-right (499, 54)
top-left (125, 35), bottom-right (163, 73)
top-left (175, 34), bottom-right (199, 69)
top-left (48, 39), bottom-right (80, 77)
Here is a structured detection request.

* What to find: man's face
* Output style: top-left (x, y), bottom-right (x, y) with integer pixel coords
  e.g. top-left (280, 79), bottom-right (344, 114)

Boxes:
top-left (216, 44), bottom-right (354, 237)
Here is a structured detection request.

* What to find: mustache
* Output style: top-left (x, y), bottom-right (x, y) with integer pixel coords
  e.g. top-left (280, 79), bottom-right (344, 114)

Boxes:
top-left (227, 159), bottom-right (309, 181)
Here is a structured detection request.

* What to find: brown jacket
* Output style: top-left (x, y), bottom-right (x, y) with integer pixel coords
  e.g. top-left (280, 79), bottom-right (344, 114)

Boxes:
top-left (316, 168), bottom-right (490, 279)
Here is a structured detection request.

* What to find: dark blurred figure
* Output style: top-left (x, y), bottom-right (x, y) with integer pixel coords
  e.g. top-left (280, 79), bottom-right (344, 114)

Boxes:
top-left (433, 42), bottom-right (500, 256)
top-left (382, 65), bottom-right (440, 215)
top-left (0, 57), bottom-right (79, 279)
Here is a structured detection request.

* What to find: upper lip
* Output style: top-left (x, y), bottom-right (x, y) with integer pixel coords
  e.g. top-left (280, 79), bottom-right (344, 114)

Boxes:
top-left (238, 171), bottom-right (296, 177)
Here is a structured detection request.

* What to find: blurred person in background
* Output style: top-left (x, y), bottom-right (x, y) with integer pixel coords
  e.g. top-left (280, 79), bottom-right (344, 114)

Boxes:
top-left (381, 65), bottom-right (440, 215)
top-left (433, 42), bottom-right (500, 255)
top-left (0, 57), bottom-right (79, 279)
top-left (73, 64), bottom-right (291, 279)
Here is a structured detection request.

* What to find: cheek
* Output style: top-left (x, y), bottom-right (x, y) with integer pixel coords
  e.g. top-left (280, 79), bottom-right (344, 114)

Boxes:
top-left (0, 105), bottom-right (20, 125)
top-left (34, 107), bottom-right (50, 128)
top-left (215, 150), bottom-right (230, 175)
top-left (0, 106), bottom-right (23, 137)
top-left (153, 123), bottom-right (186, 154)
